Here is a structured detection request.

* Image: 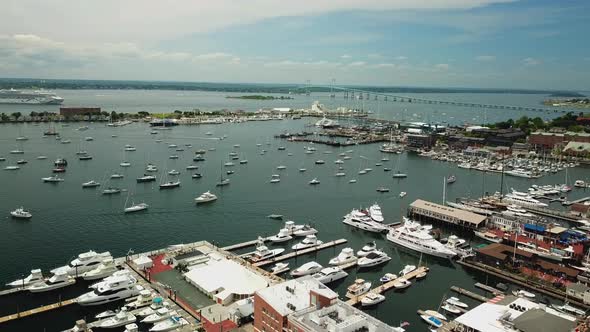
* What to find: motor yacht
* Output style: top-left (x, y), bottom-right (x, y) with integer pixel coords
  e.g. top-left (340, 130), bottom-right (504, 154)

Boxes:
top-left (100, 308), bottom-right (137, 328)
top-left (270, 262), bottom-right (290, 274)
top-left (446, 297), bottom-right (468, 308)
top-left (386, 218), bottom-right (456, 258)
top-left (512, 289), bottom-right (535, 298)
top-left (16, 159), bottom-right (27, 164)
top-left (329, 248), bottom-right (357, 266)
top-left (125, 289), bottom-right (154, 310)
top-left (10, 207), bottom-right (32, 219)
top-left (186, 165), bottom-right (198, 170)
top-left (137, 298), bottom-right (167, 318)
top-left (290, 261), bottom-right (323, 277)
top-left (82, 180), bottom-right (101, 188)
top-left (103, 187), bottom-right (122, 195)
top-left (77, 275), bottom-right (140, 306)
top-left (269, 228), bottom-right (292, 243)
top-left (159, 181), bottom-right (180, 189)
top-left (142, 307), bottom-right (176, 324)
top-left (357, 241), bottom-right (377, 257)
top-left (28, 271), bottom-right (75, 292)
top-left (312, 267), bottom-right (348, 284)
top-left (309, 178), bottom-right (320, 185)
top-left (120, 162), bottom-right (131, 167)
top-left (368, 204), bottom-right (384, 222)
top-left (376, 187), bottom-right (390, 193)
top-left (379, 273), bottom-right (397, 283)
top-left (346, 279), bottom-right (372, 298)
top-left (6, 269), bottom-right (43, 287)
top-left (146, 165), bottom-right (158, 172)
top-left (399, 265), bottom-right (417, 276)
top-left (361, 292), bottom-right (385, 307)
top-left (250, 242), bottom-right (285, 263)
top-left (81, 259), bottom-right (118, 280)
top-left (51, 250), bottom-right (113, 276)
top-left (292, 235), bottom-right (323, 250)
top-left (392, 278), bottom-right (412, 290)
top-left (4, 165), bottom-right (20, 170)
top-left (473, 231), bottom-right (502, 243)
top-left (111, 173), bottom-right (124, 179)
top-left (292, 225), bottom-right (318, 237)
top-left (358, 250), bottom-right (391, 267)
top-left (195, 191), bottom-right (217, 204)
top-left (167, 169), bottom-right (180, 175)
top-left (150, 316), bottom-right (188, 332)
top-left (42, 175), bottom-right (64, 182)
top-left (342, 210), bottom-right (388, 232)
top-left (137, 175), bottom-right (156, 183)
top-left (503, 190), bottom-right (548, 207)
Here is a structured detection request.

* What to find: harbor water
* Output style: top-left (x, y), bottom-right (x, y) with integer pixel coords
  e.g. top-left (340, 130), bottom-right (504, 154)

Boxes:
top-left (0, 90), bottom-right (587, 331)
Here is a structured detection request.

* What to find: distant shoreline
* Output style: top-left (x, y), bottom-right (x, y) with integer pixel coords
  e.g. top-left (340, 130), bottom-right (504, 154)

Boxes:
top-left (226, 95), bottom-right (294, 100)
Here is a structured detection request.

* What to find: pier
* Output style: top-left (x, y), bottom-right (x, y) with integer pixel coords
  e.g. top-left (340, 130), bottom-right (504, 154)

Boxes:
top-left (474, 282), bottom-right (505, 296)
top-left (346, 266), bottom-right (428, 306)
top-left (522, 205), bottom-right (582, 222)
top-left (253, 239), bottom-right (347, 267)
top-left (222, 237), bottom-right (270, 251)
top-left (562, 196), bottom-right (590, 206)
top-left (0, 299), bottom-right (75, 324)
top-left (450, 286), bottom-right (490, 302)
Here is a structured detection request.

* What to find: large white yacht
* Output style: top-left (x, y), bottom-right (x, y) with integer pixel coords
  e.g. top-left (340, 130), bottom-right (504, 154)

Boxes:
top-left (28, 271), bottom-right (75, 292)
top-left (503, 190), bottom-right (548, 207)
top-left (51, 250), bottom-right (113, 276)
top-left (195, 191), bottom-right (217, 204)
top-left (312, 267), bottom-right (348, 284)
top-left (249, 241), bottom-right (285, 262)
top-left (357, 249), bottom-right (391, 267)
top-left (291, 235), bottom-right (323, 250)
top-left (6, 269), bottom-right (44, 287)
top-left (328, 248), bottom-right (358, 266)
top-left (386, 218), bottom-right (456, 258)
top-left (342, 209), bottom-right (388, 233)
top-left (268, 228), bottom-right (293, 243)
top-left (368, 204), bottom-right (384, 222)
top-left (290, 261), bottom-right (323, 277)
top-left (77, 275), bottom-right (141, 306)
top-left (81, 259), bottom-right (119, 280)
top-left (0, 89), bottom-right (64, 104)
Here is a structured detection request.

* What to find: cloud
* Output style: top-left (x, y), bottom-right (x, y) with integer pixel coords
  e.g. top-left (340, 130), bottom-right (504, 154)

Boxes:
top-left (523, 57), bottom-right (541, 66)
top-left (340, 54), bottom-right (352, 59)
top-left (434, 63), bottom-right (450, 70)
top-left (476, 55), bottom-right (496, 61)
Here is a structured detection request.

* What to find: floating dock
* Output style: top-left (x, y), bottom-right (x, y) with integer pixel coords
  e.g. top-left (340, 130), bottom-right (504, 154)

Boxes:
top-left (450, 286), bottom-right (489, 302)
top-left (346, 266), bottom-right (428, 306)
top-left (0, 299), bottom-right (75, 324)
top-left (253, 239), bottom-right (347, 267)
top-left (474, 282), bottom-right (505, 296)
top-left (222, 237), bottom-right (270, 251)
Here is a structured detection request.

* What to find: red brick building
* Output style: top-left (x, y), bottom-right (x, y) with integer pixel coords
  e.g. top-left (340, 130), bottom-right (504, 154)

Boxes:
top-left (253, 276), bottom-right (338, 332)
top-left (529, 132), bottom-right (565, 149)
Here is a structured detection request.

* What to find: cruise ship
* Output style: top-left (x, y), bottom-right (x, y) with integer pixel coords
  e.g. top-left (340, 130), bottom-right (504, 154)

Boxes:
top-left (0, 89), bottom-right (64, 105)
top-left (386, 218), bottom-right (456, 258)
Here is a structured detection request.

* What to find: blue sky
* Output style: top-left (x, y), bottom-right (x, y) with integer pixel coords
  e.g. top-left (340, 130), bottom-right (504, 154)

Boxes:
top-left (1, 0), bottom-right (588, 90)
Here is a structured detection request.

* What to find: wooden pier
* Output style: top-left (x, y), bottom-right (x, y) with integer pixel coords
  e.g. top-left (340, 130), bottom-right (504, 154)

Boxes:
top-left (450, 286), bottom-right (489, 302)
top-left (523, 205), bottom-right (581, 222)
top-left (474, 282), bottom-right (505, 296)
top-left (346, 266), bottom-right (428, 306)
top-left (222, 237), bottom-right (270, 251)
top-left (253, 239), bottom-right (347, 267)
top-left (0, 299), bottom-right (75, 324)
top-left (562, 196), bottom-right (590, 206)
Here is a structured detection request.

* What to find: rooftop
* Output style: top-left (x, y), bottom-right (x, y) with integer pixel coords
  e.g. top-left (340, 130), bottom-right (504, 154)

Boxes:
top-left (289, 300), bottom-right (398, 332)
top-left (410, 199), bottom-right (488, 225)
top-left (256, 276), bottom-right (337, 316)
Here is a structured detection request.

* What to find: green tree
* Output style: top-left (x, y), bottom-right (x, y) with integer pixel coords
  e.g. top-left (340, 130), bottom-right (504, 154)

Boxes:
top-left (11, 112), bottom-right (22, 120)
top-left (0, 113), bottom-right (8, 122)
top-left (110, 111), bottom-right (118, 121)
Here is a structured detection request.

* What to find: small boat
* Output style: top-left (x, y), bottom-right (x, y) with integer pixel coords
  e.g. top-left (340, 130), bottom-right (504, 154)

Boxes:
top-left (96, 310), bottom-right (116, 319)
top-left (137, 175), bottom-right (156, 183)
top-left (10, 207), bottom-right (32, 219)
top-left (240, 159), bottom-right (248, 164)
top-left (226, 170), bottom-right (234, 175)
top-left (376, 187), bottom-right (390, 193)
top-left (111, 173), bottom-right (124, 179)
top-left (192, 173), bottom-right (203, 179)
top-left (42, 175), bottom-right (64, 182)
top-left (76, 150), bottom-right (88, 156)
top-left (36, 156), bottom-right (47, 160)
top-left (82, 180), bottom-right (101, 188)
top-left (392, 172), bottom-right (407, 178)
top-left (271, 262), bottom-right (290, 274)
top-left (349, 179), bottom-right (357, 183)
top-left (53, 167), bottom-right (66, 173)
top-left (269, 228), bottom-right (292, 243)
top-left (186, 165), bottom-right (198, 170)
top-left (474, 231), bottom-right (502, 243)
top-left (4, 166), bottom-right (20, 170)
top-left (315, 160), bottom-right (325, 164)
top-left (424, 310), bottom-right (447, 321)
top-left (193, 155), bottom-right (205, 162)
top-left (292, 235), bottom-right (323, 250)
top-left (146, 165), bottom-right (158, 172)
top-left (195, 191), bottom-right (217, 204)
top-left (6, 269), bottom-right (43, 287)
top-left (216, 178), bottom-right (230, 186)
top-left (16, 136), bottom-right (28, 141)
top-left (276, 165), bottom-right (287, 170)
top-left (442, 303), bottom-right (461, 314)
top-left (291, 261), bottom-right (323, 277)
top-left (299, 168), bottom-right (307, 172)
top-left (329, 248), bottom-right (358, 266)
top-left (169, 155), bottom-right (179, 159)
top-left (159, 181), bottom-right (180, 189)
top-left (335, 172), bottom-right (346, 177)
top-left (446, 297), bottom-right (468, 308)
top-left (120, 162), bottom-right (131, 167)
top-left (309, 178), bottom-right (320, 185)
top-left (102, 187), bottom-right (122, 195)
top-left (346, 279), bottom-right (372, 298)
top-left (512, 289), bottom-right (535, 298)
top-left (399, 191), bottom-right (407, 197)
top-left (447, 175), bottom-right (456, 184)
top-left (10, 150), bottom-right (24, 154)
top-left (85, 137), bottom-right (94, 141)
top-left (383, 167), bottom-right (392, 172)
top-left (142, 307), bottom-right (176, 324)
top-left (379, 273), bottom-right (397, 283)
top-left (267, 214), bottom-right (283, 220)
top-left (167, 170), bottom-right (180, 176)
top-left (149, 316), bottom-right (188, 332)
top-left (270, 177), bottom-right (280, 183)
top-left (28, 271), bottom-right (75, 292)
top-left (79, 155), bottom-right (93, 160)
top-left (16, 159), bottom-right (27, 164)
top-left (420, 315), bottom-right (443, 328)
top-left (101, 309), bottom-right (137, 328)
top-left (361, 292), bottom-right (385, 307)
top-left (125, 202), bottom-right (149, 213)
top-left (399, 265), bottom-right (417, 276)
top-left (224, 162), bottom-right (235, 167)
top-left (124, 146), bottom-right (137, 151)
top-left (392, 278), bottom-right (412, 289)
top-left (168, 144), bottom-right (177, 148)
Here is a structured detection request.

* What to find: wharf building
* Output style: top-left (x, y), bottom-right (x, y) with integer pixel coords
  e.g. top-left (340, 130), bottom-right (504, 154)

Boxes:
top-left (408, 199), bottom-right (488, 230)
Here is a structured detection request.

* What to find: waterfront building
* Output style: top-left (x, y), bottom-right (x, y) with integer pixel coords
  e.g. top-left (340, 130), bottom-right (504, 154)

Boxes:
top-left (408, 199), bottom-right (487, 230)
top-left (566, 283), bottom-right (590, 305)
top-left (453, 296), bottom-right (576, 332)
top-left (253, 276), bottom-right (338, 332)
top-left (406, 133), bottom-right (435, 150)
top-left (488, 214), bottom-right (521, 232)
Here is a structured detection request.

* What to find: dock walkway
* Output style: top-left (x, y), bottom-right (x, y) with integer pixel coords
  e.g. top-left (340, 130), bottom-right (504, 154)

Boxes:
top-left (253, 239), bottom-right (347, 267)
top-left (346, 266), bottom-right (428, 306)
top-left (450, 286), bottom-right (489, 302)
top-left (0, 299), bottom-right (75, 324)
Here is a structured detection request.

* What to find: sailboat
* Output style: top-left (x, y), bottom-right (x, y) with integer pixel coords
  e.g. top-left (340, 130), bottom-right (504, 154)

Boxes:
top-left (124, 192), bottom-right (148, 213)
top-left (392, 155), bottom-right (407, 178)
top-left (159, 169), bottom-right (180, 189)
top-left (216, 162), bottom-right (230, 186)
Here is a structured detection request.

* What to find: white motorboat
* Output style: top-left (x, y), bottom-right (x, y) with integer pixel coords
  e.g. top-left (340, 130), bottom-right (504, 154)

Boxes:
top-left (142, 307), bottom-right (176, 324)
top-left (399, 265), bottom-right (417, 276)
top-left (399, 191), bottom-right (407, 198)
top-left (357, 241), bottom-right (377, 257)
top-left (292, 225), bottom-right (318, 237)
top-left (6, 269), bottom-right (43, 287)
top-left (81, 259), bottom-right (119, 280)
top-left (424, 310), bottom-right (447, 321)
top-left (100, 308), bottom-right (137, 328)
top-left (146, 165), bottom-right (158, 172)
top-left (335, 172), bottom-right (346, 177)
top-left (186, 165), bottom-right (198, 170)
top-left (51, 250), bottom-right (113, 276)
top-left (270, 177), bottom-right (281, 183)
top-left (276, 165), bottom-right (287, 170)
top-left (512, 289), bottom-right (535, 298)
top-left (42, 175), bottom-right (64, 182)
top-left (195, 191), bottom-right (217, 204)
top-left (392, 278), bottom-right (412, 290)
top-left (149, 316), bottom-right (188, 332)
top-left (291, 261), bottom-right (323, 277)
top-left (77, 275), bottom-right (141, 306)
top-left (89, 270), bottom-right (132, 289)
top-left (361, 292), bottom-right (385, 307)
top-left (309, 178), bottom-right (320, 185)
top-left (10, 207), bottom-right (32, 219)
top-left (270, 262), bottom-right (290, 274)
top-left (28, 271), bottom-right (75, 292)
top-left (137, 174), bottom-right (157, 182)
top-left (159, 181), bottom-right (180, 189)
top-left (420, 315), bottom-right (443, 328)
top-left (125, 202), bottom-right (149, 213)
top-left (357, 250), bottom-right (391, 267)
top-left (346, 279), bottom-right (372, 298)
top-left (442, 303), bottom-right (461, 314)
top-left (386, 218), bottom-right (456, 258)
top-left (379, 273), bottom-right (397, 283)
top-left (368, 204), bottom-right (384, 222)
top-left (4, 165), bottom-right (20, 170)
top-left (292, 235), bottom-right (323, 250)
top-left (36, 156), bottom-right (47, 160)
top-left (82, 180), bottom-right (101, 188)
top-left (250, 242), bottom-right (285, 262)
top-left (269, 228), bottom-right (293, 243)
top-left (445, 297), bottom-right (468, 308)
top-left (299, 168), bottom-right (307, 172)
top-left (312, 267), bottom-right (348, 284)
top-left (124, 323), bottom-right (139, 332)
top-left (137, 298), bottom-right (167, 317)
top-left (474, 231), bottom-right (503, 243)
top-left (392, 171), bottom-right (407, 178)
top-left (103, 187), bottom-right (122, 195)
top-left (120, 162), bottom-right (131, 167)
top-left (96, 310), bottom-right (117, 319)
top-left (167, 169), bottom-right (180, 175)
top-left (329, 248), bottom-right (357, 266)
top-left (125, 289), bottom-right (154, 309)
top-left (124, 146), bottom-right (137, 151)
top-left (551, 302), bottom-right (586, 317)
top-left (349, 179), bottom-right (357, 183)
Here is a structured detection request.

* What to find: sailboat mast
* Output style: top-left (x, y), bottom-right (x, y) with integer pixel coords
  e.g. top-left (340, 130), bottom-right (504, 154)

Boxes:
top-left (442, 176), bottom-right (446, 205)
top-left (499, 160), bottom-right (505, 201)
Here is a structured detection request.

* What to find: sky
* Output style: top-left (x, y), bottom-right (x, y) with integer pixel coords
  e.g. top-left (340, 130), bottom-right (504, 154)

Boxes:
top-left (1, 0), bottom-right (589, 90)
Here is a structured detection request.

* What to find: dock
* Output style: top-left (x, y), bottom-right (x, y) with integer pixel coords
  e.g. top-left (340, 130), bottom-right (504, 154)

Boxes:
top-left (450, 286), bottom-right (489, 302)
top-left (346, 266), bottom-right (428, 306)
top-left (523, 205), bottom-right (581, 222)
top-left (562, 196), bottom-right (590, 206)
top-left (0, 299), bottom-right (75, 324)
top-left (253, 239), bottom-right (347, 267)
top-left (222, 237), bottom-right (270, 251)
top-left (474, 282), bottom-right (505, 296)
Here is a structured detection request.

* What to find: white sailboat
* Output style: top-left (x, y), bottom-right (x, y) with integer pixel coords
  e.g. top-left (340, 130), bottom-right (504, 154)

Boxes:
top-left (124, 192), bottom-right (148, 213)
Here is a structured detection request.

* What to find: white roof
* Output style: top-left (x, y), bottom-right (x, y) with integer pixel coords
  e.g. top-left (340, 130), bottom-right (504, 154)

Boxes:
top-left (256, 276), bottom-right (337, 316)
top-left (184, 258), bottom-right (268, 296)
top-left (455, 298), bottom-right (539, 332)
top-left (133, 256), bottom-right (152, 265)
